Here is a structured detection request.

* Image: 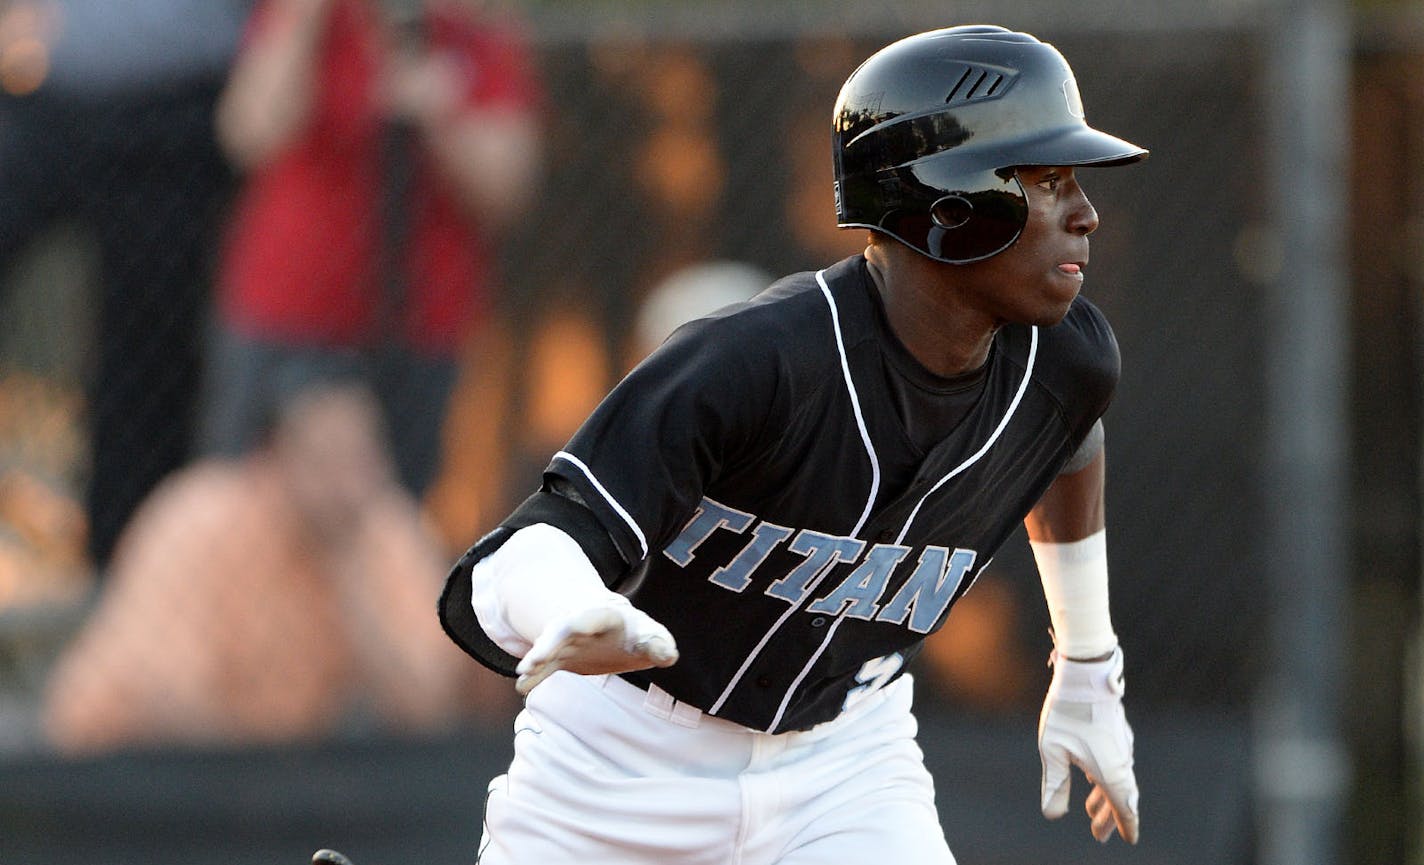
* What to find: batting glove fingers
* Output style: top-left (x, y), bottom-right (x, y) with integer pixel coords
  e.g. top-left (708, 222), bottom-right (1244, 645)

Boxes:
top-left (1037, 644), bottom-right (1140, 845)
top-left (516, 603), bottom-right (679, 696)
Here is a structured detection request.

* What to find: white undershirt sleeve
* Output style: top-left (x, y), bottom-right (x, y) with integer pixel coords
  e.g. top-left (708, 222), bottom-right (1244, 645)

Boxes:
top-left (470, 522), bottom-right (633, 658)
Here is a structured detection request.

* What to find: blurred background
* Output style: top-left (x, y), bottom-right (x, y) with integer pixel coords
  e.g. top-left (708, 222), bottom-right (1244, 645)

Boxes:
top-left (0, 0), bottom-right (1418, 863)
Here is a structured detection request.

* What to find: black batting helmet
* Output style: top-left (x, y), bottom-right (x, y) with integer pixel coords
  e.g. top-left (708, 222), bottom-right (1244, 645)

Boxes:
top-left (833, 25), bottom-right (1148, 264)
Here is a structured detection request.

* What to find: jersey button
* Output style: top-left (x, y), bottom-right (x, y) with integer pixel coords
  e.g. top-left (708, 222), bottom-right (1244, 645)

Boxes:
top-left (756, 676), bottom-right (772, 688)
top-left (810, 616), bottom-right (827, 628)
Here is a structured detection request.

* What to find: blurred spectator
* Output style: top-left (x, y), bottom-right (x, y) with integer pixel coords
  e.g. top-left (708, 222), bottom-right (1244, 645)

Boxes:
top-left (200, 0), bottom-right (543, 505)
top-left (0, 372), bottom-right (89, 608)
top-left (0, 0), bottom-right (246, 574)
top-left (40, 382), bottom-right (496, 755)
top-left (485, 260), bottom-right (772, 527)
top-left (627, 259), bottom-right (773, 367)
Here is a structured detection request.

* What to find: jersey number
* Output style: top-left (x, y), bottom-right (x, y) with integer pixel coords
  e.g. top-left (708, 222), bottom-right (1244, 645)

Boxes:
top-left (843, 652), bottom-right (904, 712)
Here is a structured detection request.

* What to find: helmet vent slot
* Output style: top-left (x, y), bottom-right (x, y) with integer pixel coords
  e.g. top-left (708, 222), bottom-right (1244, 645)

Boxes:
top-left (945, 64), bottom-right (1006, 104)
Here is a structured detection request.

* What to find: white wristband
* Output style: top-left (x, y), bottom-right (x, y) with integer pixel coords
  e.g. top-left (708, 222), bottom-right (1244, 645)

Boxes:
top-left (470, 523), bottom-right (630, 657)
top-left (1030, 529), bottom-right (1117, 659)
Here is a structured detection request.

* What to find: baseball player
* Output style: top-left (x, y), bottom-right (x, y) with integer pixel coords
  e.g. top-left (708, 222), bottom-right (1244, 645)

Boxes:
top-left (440, 24), bottom-right (1145, 864)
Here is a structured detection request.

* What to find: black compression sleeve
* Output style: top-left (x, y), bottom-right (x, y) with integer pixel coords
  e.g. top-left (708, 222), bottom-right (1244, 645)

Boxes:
top-left (502, 481), bottom-right (630, 586)
top-left (438, 525), bottom-right (521, 676)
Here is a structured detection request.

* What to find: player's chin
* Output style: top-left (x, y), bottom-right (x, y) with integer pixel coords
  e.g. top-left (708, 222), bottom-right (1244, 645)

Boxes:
top-left (1033, 279), bottom-right (1082, 324)
top-left (1027, 296), bottom-right (1078, 327)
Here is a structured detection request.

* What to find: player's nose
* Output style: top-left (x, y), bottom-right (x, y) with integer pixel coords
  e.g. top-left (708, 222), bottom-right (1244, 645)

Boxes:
top-left (1067, 187), bottom-right (1099, 236)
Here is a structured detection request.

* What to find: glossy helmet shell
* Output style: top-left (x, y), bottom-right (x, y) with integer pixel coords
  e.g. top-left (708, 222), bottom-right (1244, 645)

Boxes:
top-left (833, 25), bottom-right (1148, 264)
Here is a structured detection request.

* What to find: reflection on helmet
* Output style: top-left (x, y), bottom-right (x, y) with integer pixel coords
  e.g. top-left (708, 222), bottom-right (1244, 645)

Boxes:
top-left (832, 25), bottom-right (1147, 264)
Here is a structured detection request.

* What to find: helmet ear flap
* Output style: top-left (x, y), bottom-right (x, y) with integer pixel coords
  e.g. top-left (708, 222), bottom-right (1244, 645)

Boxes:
top-left (873, 170), bottom-right (1028, 264)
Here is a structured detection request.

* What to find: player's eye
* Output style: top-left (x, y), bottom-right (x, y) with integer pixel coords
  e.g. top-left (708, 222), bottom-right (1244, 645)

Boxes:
top-left (1037, 174), bottom-right (1061, 192)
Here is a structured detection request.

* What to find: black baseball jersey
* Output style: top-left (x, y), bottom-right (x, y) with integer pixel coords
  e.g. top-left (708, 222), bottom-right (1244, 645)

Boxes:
top-left (441, 254), bottom-right (1119, 733)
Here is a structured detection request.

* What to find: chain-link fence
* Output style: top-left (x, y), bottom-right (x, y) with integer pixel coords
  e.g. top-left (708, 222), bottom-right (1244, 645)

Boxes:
top-left (0, 1), bottom-right (1420, 863)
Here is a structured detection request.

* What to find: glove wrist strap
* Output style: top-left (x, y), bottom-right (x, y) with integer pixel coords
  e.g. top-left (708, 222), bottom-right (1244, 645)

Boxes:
top-left (1048, 644), bottom-right (1125, 702)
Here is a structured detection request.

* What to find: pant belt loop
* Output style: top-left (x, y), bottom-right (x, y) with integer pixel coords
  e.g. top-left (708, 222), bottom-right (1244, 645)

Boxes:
top-left (644, 683), bottom-right (703, 729)
top-left (642, 682), bottom-right (676, 719)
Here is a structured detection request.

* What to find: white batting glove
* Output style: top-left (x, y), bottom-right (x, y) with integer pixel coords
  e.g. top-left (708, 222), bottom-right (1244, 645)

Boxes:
top-left (1038, 644), bottom-right (1140, 844)
top-left (515, 602), bottom-right (678, 696)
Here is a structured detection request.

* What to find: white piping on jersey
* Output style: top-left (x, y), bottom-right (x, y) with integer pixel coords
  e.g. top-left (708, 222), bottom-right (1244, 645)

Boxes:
top-left (709, 270), bottom-right (877, 723)
top-left (769, 322), bottom-right (1039, 731)
top-left (767, 555), bottom-right (997, 731)
top-left (552, 450), bottom-right (650, 559)
top-left (816, 268), bottom-right (881, 537)
top-left (706, 553), bottom-right (844, 721)
top-left (768, 611), bottom-right (847, 731)
top-left (892, 325), bottom-right (1039, 545)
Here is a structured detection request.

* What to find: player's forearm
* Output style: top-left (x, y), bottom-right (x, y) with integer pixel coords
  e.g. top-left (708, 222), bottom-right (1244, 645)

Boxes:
top-left (1024, 438), bottom-right (1105, 543)
top-left (1026, 447), bottom-right (1117, 659)
top-left (470, 522), bottom-right (630, 656)
top-left (470, 521), bottom-right (679, 694)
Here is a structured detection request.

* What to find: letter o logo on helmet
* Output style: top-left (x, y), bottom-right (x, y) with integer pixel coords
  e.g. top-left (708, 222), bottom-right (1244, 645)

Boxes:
top-left (832, 25), bottom-right (1148, 264)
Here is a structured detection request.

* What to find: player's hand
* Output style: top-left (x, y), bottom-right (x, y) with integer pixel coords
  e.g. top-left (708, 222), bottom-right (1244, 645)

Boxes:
top-left (515, 604), bottom-right (679, 696)
top-left (1037, 644), bottom-right (1140, 845)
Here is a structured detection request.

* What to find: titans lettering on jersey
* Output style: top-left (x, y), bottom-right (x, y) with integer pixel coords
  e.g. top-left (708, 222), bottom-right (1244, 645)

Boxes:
top-left (666, 496), bottom-right (976, 635)
top-left (620, 485), bottom-right (992, 734)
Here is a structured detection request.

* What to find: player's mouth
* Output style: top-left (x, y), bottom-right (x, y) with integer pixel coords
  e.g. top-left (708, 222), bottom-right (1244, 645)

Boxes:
top-left (1057, 261), bottom-right (1086, 277)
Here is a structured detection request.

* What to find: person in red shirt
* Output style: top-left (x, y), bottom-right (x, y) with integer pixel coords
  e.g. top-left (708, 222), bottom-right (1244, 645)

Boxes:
top-left (202, 0), bottom-right (542, 497)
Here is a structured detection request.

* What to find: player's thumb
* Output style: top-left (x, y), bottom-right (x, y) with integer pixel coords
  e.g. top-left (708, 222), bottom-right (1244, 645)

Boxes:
top-left (1040, 747), bottom-right (1072, 819)
top-left (623, 608), bottom-right (679, 666)
top-left (636, 634), bottom-right (678, 667)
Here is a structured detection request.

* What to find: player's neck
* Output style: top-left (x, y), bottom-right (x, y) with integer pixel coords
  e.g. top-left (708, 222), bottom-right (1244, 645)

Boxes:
top-left (864, 249), bottom-right (996, 377)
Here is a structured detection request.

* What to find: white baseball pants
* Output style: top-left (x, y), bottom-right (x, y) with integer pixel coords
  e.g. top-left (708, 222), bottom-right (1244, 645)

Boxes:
top-left (475, 671), bottom-right (956, 865)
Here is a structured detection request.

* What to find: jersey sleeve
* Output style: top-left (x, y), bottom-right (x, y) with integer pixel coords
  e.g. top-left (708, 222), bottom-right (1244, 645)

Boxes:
top-left (1042, 295), bottom-right (1121, 444)
top-left (440, 305), bottom-right (786, 676)
top-left (544, 312), bottom-right (784, 567)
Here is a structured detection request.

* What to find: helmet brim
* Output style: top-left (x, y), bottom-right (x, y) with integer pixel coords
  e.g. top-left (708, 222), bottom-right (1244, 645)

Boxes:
top-left (1001, 124), bottom-right (1148, 169)
top-left (902, 124), bottom-right (1148, 180)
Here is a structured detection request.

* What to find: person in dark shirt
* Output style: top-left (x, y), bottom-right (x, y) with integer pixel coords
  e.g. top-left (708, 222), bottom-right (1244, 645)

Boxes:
top-left (440, 24), bottom-right (1146, 864)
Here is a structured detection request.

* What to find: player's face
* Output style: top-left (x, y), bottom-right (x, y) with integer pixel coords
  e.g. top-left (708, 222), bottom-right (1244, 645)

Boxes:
top-left (962, 166), bottom-right (1099, 327)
